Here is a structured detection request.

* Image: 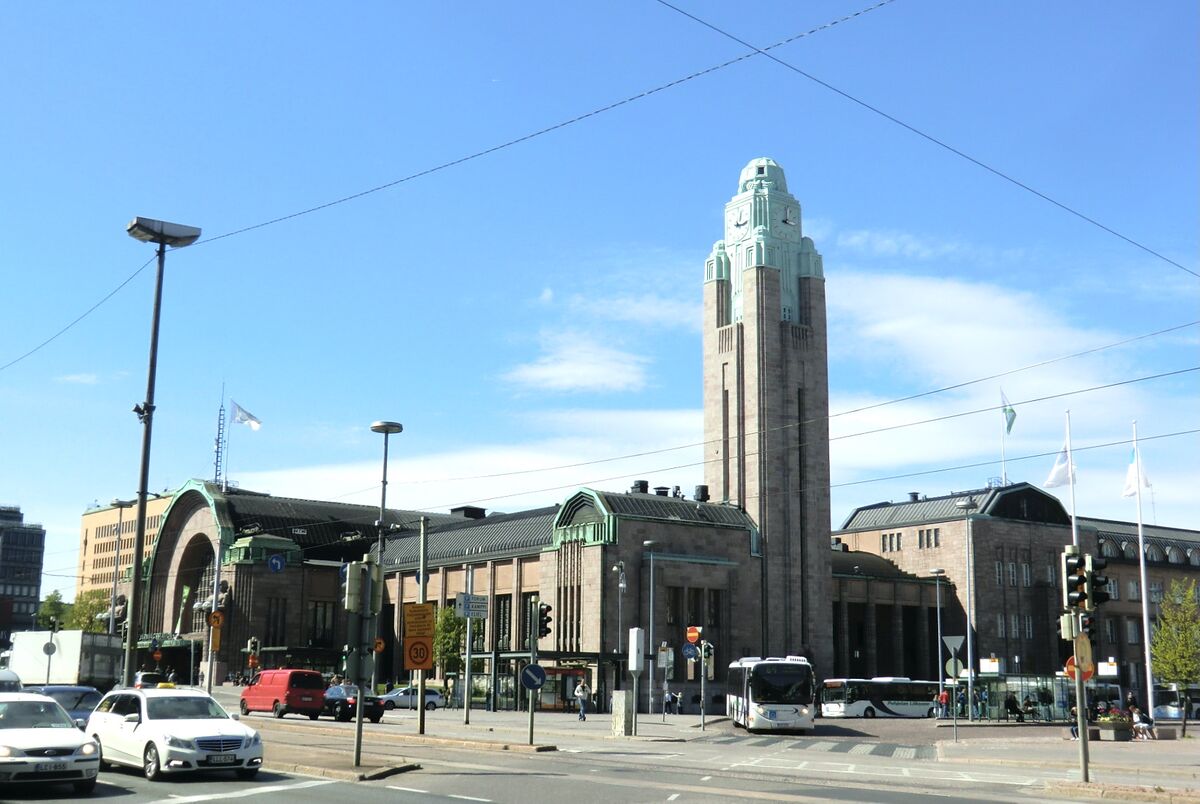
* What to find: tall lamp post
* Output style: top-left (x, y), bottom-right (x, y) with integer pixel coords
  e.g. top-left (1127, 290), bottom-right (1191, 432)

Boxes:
top-left (955, 497), bottom-right (978, 721)
top-left (370, 420), bottom-right (403, 691)
top-left (643, 540), bottom-right (657, 715)
top-left (122, 217), bottom-right (201, 688)
top-left (930, 568), bottom-right (945, 709)
top-left (109, 499), bottom-right (135, 637)
top-left (612, 562), bottom-right (626, 655)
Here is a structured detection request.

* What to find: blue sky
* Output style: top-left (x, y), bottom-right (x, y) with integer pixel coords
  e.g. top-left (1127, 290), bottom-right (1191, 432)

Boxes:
top-left (2, 2), bottom-right (1196, 602)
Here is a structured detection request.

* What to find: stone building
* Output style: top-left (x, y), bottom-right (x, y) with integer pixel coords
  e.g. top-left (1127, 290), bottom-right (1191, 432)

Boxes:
top-left (0, 506), bottom-right (45, 648)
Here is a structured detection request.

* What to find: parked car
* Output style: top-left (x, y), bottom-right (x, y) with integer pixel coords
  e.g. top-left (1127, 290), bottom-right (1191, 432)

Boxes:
top-left (0, 692), bottom-right (100, 794)
top-left (0, 669), bottom-right (21, 692)
top-left (239, 669), bottom-right (325, 719)
top-left (22, 685), bottom-right (103, 721)
top-left (379, 686), bottom-right (444, 711)
top-left (321, 685), bottom-right (383, 723)
top-left (132, 671), bottom-right (166, 689)
top-left (85, 688), bottom-right (262, 781)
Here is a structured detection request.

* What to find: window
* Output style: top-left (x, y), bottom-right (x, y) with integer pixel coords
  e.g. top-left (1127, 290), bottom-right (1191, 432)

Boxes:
top-left (1010, 614), bottom-right (1019, 637)
top-left (918, 530), bottom-right (925, 549)
top-left (1104, 619), bottom-right (1118, 644)
top-left (881, 535), bottom-right (888, 553)
top-left (687, 588), bottom-right (704, 626)
top-left (896, 533), bottom-right (903, 550)
top-left (306, 601), bottom-right (334, 649)
top-left (666, 587), bottom-right (683, 626)
top-left (1122, 543), bottom-right (1137, 560)
top-left (1021, 563), bottom-right (1031, 587)
top-left (1025, 615), bottom-right (1033, 639)
top-left (707, 589), bottom-right (722, 627)
top-left (995, 562), bottom-right (1003, 586)
top-left (1008, 562), bottom-right (1017, 587)
top-left (997, 614), bottom-right (1005, 638)
top-left (1128, 580), bottom-right (1140, 601)
top-left (265, 597), bottom-right (287, 646)
top-left (1146, 545), bottom-right (1164, 562)
top-left (1126, 619), bottom-right (1140, 645)
top-left (494, 594), bottom-right (512, 651)
top-left (520, 592), bottom-right (538, 649)
top-left (1167, 546), bottom-right (1184, 564)
top-left (1106, 578), bottom-right (1119, 600)
top-left (1100, 540), bottom-right (1119, 558)
top-left (933, 528), bottom-right (940, 547)
top-left (1047, 563), bottom-right (1057, 584)
top-left (1149, 581), bottom-right (1164, 603)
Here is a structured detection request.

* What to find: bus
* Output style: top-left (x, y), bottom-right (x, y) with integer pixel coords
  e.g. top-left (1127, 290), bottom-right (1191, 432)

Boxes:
top-left (820, 677), bottom-right (939, 718)
top-left (726, 656), bottom-right (817, 732)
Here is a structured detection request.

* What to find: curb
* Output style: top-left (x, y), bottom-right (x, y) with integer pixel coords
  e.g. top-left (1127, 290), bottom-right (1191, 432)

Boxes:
top-left (264, 760), bottom-right (420, 782)
top-left (1043, 782), bottom-right (1200, 803)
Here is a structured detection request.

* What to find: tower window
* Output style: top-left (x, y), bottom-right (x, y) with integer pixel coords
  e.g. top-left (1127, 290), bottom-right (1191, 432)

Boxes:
top-left (757, 166), bottom-right (765, 175)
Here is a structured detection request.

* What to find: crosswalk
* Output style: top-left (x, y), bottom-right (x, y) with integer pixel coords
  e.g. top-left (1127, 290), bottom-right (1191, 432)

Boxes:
top-left (693, 734), bottom-right (937, 760)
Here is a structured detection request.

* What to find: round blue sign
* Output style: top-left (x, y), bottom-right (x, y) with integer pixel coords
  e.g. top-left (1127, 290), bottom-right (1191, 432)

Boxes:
top-left (681, 642), bottom-right (699, 660)
top-left (520, 663), bottom-right (547, 690)
top-left (267, 554), bottom-right (286, 573)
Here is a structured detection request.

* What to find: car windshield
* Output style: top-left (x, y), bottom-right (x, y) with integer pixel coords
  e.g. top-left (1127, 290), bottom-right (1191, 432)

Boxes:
top-left (44, 689), bottom-right (103, 711)
top-left (0, 700), bottom-right (75, 729)
top-left (750, 664), bottom-right (814, 705)
top-left (339, 685), bottom-right (360, 696)
top-left (146, 696), bottom-right (228, 720)
top-left (292, 675), bottom-right (324, 690)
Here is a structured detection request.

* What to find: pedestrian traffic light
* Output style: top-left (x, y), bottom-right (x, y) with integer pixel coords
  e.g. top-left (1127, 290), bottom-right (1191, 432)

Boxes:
top-left (247, 636), bottom-right (260, 655)
top-left (1061, 548), bottom-right (1086, 609)
top-left (701, 641), bottom-right (713, 659)
top-left (537, 603), bottom-right (552, 638)
top-left (1079, 612), bottom-right (1096, 642)
top-left (1084, 554), bottom-right (1110, 611)
top-left (49, 617), bottom-right (59, 634)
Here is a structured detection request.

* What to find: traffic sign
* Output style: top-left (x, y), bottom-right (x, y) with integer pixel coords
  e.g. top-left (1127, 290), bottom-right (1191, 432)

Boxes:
top-left (267, 553), bottom-right (286, 573)
top-left (945, 658), bottom-right (964, 677)
top-left (374, 637), bottom-right (385, 654)
top-left (1065, 656), bottom-right (1094, 681)
top-left (404, 603), bottom-right (435, 637)
top-left (404, 636), bottom-right (433, 670)
top-left (943, 635), bottom-right (964, 655)
top-left (208, 610), bottom-right (224, 628)
top-left (686, 626), bottom-right (701, 644)
top-left (153, 649), bottom-right (163, 662)
top-left (43, 642), bottom-right (56, 656)
top-left (520, 663), bottom-right (547, 690)
top-left (681, 643), bottom-right (698, 660)
top-left (455, 593), bottom-right (488, 619)
top-left (1073, 633), bottom-right (1094, 672)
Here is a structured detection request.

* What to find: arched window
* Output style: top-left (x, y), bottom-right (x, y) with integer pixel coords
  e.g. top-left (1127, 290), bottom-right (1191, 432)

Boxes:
top-left (1122, 542), bottom-right (1137, 560)
top-left (1166, 546), bottom-right (1184, 564)
top-left (1145, 544), bottom-right (1165, 562)
top-left (1188, 549), bottom-right (1200, 567)
top-left (1100, 539), bottom-right (1119, 558)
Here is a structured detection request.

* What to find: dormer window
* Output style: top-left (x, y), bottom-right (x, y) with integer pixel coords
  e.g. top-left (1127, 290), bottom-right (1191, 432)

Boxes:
top-left (757, 166), bottom-right (765, 175)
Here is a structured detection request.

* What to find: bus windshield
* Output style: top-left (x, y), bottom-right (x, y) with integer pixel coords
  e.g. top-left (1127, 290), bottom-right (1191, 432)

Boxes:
top-left (750, 664), bottom-right (813, 705)
top-left (821, 682), bottom-right (848, 703)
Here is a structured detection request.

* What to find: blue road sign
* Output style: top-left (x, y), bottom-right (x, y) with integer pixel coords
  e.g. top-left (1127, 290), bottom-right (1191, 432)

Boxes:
top-left (267, 554), bottom-right (286, 573)
top-left (520, 663), bottom-right (547, 690)
top-left (681, 642), bottom-right (699, 660)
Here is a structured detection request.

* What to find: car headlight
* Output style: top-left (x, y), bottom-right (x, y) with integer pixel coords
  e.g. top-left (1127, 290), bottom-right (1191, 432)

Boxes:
top-left (165, 736), bottom-right (195, 750)
top-left (78, 742), bottom-right (97, 756)
top-left (0, 745), bottom-right (13, 758)
top-left (800, 707), bottom-right (810, 716)
top-left (247, 733), bottom-right (261, 747)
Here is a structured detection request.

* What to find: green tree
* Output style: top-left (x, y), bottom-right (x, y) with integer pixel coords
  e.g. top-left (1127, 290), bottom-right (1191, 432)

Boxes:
top-left (65, 589), bottom-right (110, 633)
top-left (1150, 578), bottom-right (1200, 737)
top-left (36, 590), bottom-right (71, 629)
top-left (433, 606), bottom-right (466, 676)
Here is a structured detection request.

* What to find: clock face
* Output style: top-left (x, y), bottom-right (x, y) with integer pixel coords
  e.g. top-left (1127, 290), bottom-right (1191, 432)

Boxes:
top-left (726, 207), bottom-right (749, 241)
top-left (773, 205), bottom-right (798, 239)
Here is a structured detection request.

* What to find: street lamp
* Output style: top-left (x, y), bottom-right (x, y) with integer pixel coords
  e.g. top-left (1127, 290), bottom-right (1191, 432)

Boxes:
top-left (122, 216), bottom-right (201, 688)
top-left (643, 540), bottom-right (657, 715)
top-left (370, 420), bottom-right (403, 690)
top-left (930, 568), bottom-right (945, 710)
top-left (612, 561), bottom-right (626, 654)
top-left (955, 496), bottom-right (978, 721)
top-left (109, 499), bottom-right (135, 637)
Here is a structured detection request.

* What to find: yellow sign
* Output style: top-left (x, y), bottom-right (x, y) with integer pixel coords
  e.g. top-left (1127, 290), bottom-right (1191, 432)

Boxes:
top-left (208, 611), bottom-right (224, 628)
top-left (404, 603), bottom-right (435, 638)
top-left (404, 636), bottom-right (433, 670)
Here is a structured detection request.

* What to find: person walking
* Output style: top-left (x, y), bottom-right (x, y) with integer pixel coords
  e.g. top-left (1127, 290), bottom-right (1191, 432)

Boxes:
top-left (937, 688), bottom-right (950, 718)
top-left (574, 680), bottom-right (591, 722)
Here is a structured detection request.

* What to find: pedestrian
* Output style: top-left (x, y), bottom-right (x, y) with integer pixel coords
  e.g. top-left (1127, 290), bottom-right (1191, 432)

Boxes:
top-left (1131, 706), bottom-right (1157, 740)
top-left (167, 668), bottom-right (177, 684)
top-left (937, 688), bottom-right (950, 718)
top-left (978, 688), bottom-right (989, 720)
top-left (1125, 690), bottom-right (1139, 712)
top-left (574, 680), bottom-right (591, 722)
top-left (1069, 706), bottom-right (1079, 740)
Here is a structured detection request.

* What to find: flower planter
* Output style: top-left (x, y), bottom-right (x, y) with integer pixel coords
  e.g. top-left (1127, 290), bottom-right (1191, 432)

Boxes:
top-left (1098, 725), bottom-right (1132, 741)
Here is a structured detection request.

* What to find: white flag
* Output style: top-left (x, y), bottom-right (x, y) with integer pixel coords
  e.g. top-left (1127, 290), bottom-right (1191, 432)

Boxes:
top-left (1044, 444), bottom-right (1074, 488)
top-left (231, 400), bottom-right (262, 431)
top-left (1121, 448), bottom-right (1150, 498)
top-left (1001, 390), bottom-right (1016, 435)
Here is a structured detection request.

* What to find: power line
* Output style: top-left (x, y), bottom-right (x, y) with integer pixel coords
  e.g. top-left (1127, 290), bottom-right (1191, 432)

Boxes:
top-left (653, 0), bottom-right (1200, 281)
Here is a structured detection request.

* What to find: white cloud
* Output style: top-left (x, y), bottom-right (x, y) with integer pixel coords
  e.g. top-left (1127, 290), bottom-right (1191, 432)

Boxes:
top-left (565, 292), bottom-right (699, 331)
top-left (537, 288), bottom-right (554, 304)
top-left (56, 373), bottom-right (98, 385)
top-left (502, 332), bottom-right (651, 393)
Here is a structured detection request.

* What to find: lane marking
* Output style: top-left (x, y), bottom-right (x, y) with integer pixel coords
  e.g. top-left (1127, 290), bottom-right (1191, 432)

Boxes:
top-left (700, 776), bottom-right (712, 781)
top-left (389, 786), bottom-right (430, 794)
top-left (155, 780), bottom-right (334, 802)
top-left (668, 795), bottom-right (680, 801)
top-left (448, 796), bottom-right (492, 802)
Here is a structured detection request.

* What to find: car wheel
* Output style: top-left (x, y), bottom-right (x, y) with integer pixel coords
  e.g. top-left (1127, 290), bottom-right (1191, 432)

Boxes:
top-left (74, 777), bottom-right (98, 794)
top-left (240, 699), bottom-right (249, 715)
top-left (308, 711), bottom-right (320, 720)
top-left (144, 743), bottom-right (162, 781)
top-left (384, 701), bottom-right (395, 710)
top-left (92, 735), bottom-right (110, 770)
top-left (425, 701), bottom-right (436, 711)
top-left (863, 707), bottom-right (876, 719)
top-left (336, 704), bottom-right (350, 722)
top-left (370, 714), bottom-right (382, 724)
top-left (236, 767), bottom-right (259, 780)
top-left (273, 701), bottom-right (285, 719)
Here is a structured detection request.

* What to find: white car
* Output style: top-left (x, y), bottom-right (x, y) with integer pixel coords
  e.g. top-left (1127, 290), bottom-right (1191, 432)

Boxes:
top-left (86, 688), bottom-right (262, 781)
top-left (379, 686), bottom-right (445, 710)
top-left (0, 692), bottom-right (100, 794)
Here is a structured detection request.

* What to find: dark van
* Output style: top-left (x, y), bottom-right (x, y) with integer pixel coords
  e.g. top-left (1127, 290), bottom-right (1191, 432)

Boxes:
top-left (239, 669), bottom-right (325, 719)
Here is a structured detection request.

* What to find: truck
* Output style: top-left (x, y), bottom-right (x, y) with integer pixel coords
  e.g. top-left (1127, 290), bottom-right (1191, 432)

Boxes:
top-left (7, 630), bottom-right (123, 690)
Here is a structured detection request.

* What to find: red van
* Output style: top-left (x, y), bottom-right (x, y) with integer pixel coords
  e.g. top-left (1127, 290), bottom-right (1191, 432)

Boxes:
top-left (239, 669), bottom-right (325, 719)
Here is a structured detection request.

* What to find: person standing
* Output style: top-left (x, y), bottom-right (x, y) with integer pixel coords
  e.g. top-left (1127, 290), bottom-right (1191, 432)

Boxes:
top-left (937, 688), bottom-right (950, 718)
top-left (574, 680), bottom-right (591, 722)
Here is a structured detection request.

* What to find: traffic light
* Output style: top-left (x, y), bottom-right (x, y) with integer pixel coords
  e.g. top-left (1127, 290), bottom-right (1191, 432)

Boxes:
top-left (1085, 554), bottom-right (1110, 610)
top-left (247, 636), bottom-right (260, 655)
top-left (1061, 548), bottom-right (1086, 609)
top-left (701, 641), bottom-right (713, 659)
top-left (1057, 612), bottom-right (1078, 641)
top-left (49, 617), bottom-right (60, 634)
top-left (1079, 612), bottom-right (1097, 642)
top-left (537, 603), bottom-right (553, 638)
top-left (344, 561), bottom-right (364, 612)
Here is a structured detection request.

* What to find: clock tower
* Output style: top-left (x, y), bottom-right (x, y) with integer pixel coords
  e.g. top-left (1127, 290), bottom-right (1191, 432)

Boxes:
top-left (702, 157), bottom-right (833, 672)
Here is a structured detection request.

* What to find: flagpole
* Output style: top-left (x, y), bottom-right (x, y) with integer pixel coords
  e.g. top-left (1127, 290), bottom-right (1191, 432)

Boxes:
top-left (1132, 421), bottom-right (1154, 716)
top-left (1000, 404), bottom-right (1008, 486)
top-left (1065, 411), bottom-right (1078, 548)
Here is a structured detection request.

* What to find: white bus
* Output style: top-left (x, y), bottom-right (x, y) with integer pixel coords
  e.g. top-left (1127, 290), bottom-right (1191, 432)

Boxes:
top-left (820, 677), bottom-right (939, 718)
top-left (726, 656), bottom-right (817, 732)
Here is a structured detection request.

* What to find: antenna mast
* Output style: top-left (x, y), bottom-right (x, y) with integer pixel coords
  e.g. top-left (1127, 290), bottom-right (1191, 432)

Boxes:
top-left (213, 390), bottom-right (227, 488)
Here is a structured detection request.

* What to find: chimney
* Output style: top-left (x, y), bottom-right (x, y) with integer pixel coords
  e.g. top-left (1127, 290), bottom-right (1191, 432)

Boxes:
top-left (450, 505), bottom-right (486, 520)
top-left (908, 491), bottom-right (920, 502)
top-left (653, 486), bottom-right (670, 496)
top-left (631, 480), bottom-right (649, 494)
top-left (694, 484), bottom-right (710, 503)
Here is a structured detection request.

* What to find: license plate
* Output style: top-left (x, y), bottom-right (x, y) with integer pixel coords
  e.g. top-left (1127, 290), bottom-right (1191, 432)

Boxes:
top-left (208, 754), bottom-right (237, 765)
top-left (36, 762), bottom-right (68, 772)
top-left (301, 696), bottom-right (313, 702)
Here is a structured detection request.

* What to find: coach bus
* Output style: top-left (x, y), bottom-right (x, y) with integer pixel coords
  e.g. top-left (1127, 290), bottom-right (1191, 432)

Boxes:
top-left (726, 656), bottom-right (817, 732)
top-left (820, 677), bottom-right (940, 718)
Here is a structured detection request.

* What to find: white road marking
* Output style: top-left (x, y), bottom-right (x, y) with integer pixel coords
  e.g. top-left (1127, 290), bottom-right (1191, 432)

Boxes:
top-left (728, 756), bottom-right (1035, 786)
top-left (700, 776), bottom-right (712, 781)
top-left (448, 796), bottom-right (491, 802)
top-left (155, 780), bottom-right (334, 802)
top-left (668, 795), bottom-right (680, 801)
top-left (389, 786), bottom-right (430, 794)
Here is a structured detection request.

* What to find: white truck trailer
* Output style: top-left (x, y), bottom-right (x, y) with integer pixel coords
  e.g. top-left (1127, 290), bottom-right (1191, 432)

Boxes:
top-left (8, 630), bottom-right (122, 689)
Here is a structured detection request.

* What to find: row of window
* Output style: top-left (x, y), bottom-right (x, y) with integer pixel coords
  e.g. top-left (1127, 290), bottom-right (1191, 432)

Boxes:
top-left (994, 561), bottom-right (1035, 587)
top-left (0, 584), bottom-right (38, 598)
top-left (881, 529), bottom-right (942, 552)
top-left (1099, 539), bottom-right (1200, 566)
top-left (0, 531), bottom-right (43, 547)
top-left (995, 614), bottom-right (1035, 639)
top-left (664, 587), bottom-right (722, 628)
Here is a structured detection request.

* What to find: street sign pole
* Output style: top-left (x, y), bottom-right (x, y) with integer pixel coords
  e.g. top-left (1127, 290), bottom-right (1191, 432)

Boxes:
top-left (418, 517), bottom-right (428, 736)
top-left (699, 640), bottom-right (707, 731)
top-left (353, 560), bottom-right (369, 767)
top-left (1072, 612), bottom-right (1090, 783)
top-left (464, 574), bottom-right (473, 725)
top-left (528, 596), bottom-right (538, 746)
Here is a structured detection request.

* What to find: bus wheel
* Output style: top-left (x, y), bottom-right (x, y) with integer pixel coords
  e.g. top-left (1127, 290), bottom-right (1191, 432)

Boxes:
top-left (927, 707), bottom-right (935, 718)
top-left (863, 707), bottom-right (876, 718)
